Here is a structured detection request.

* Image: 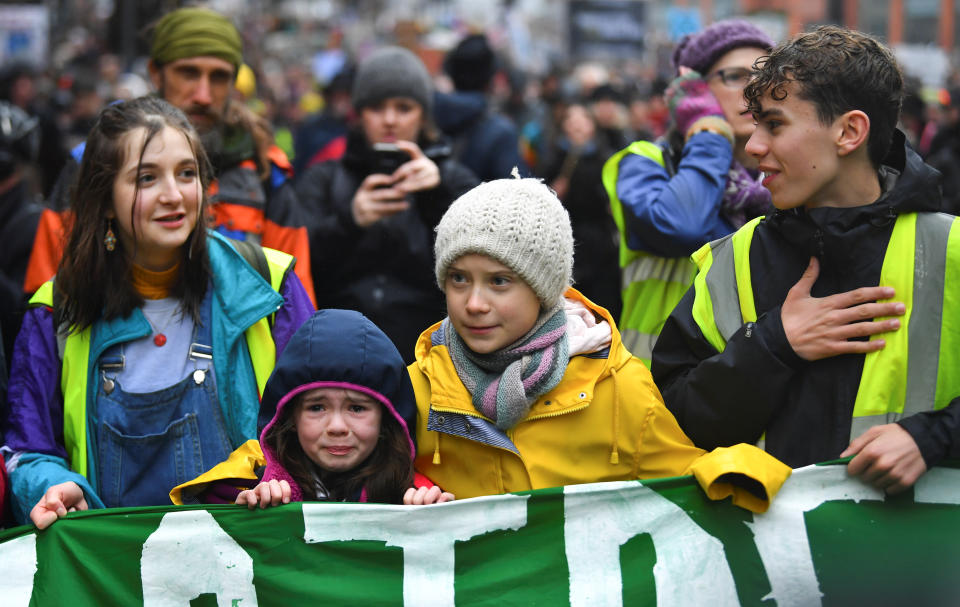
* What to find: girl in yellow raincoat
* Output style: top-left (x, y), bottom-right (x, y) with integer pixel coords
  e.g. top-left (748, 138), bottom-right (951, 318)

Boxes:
top-left (409, 173), bottom-right (791, 512)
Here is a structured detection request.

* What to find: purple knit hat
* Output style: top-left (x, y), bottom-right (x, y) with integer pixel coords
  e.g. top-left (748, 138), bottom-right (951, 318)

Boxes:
top-left (672, 19), bottom-right (774, 75)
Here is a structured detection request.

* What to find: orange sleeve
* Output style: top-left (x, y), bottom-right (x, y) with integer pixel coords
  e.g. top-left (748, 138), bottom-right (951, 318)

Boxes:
top-left (267, 145), bottom-right (293, 173)
top-left (24, 209), bottom-right (72, 295)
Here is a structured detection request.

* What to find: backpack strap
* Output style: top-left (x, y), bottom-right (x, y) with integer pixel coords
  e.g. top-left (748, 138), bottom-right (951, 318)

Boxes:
top-left (227, 237), bottom-right (291, 329)
top-left (228, 237), bottom-right (271, 285)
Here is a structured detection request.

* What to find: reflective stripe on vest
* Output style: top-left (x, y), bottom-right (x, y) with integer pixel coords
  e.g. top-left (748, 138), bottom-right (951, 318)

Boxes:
top-left (691, 212), bottom-right (960, 441)
top-left (691, 216), bottom-right (762, 352)
top-left (849, 212), bottom-right (960, 437)
top-left (602, 141), bottom-right (698, 364)
top-left (27, 247), bottom-right (291, 476)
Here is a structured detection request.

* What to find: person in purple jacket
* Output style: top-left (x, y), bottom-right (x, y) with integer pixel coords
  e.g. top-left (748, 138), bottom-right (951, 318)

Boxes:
top-left (2, 97), bottom-right (314, 528)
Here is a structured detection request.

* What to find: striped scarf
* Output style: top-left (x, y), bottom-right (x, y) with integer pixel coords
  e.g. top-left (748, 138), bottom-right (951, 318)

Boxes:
top-left (443, 303), bottom-right (569, 430)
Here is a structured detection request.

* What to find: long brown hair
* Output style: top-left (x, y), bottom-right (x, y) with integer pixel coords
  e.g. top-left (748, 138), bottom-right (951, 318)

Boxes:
top-left (56, 96), bottom-right (213, 330)
top-left (264, 394), bottom-right (414, 504)
top-left (223, 99), bottom-right (274, 180)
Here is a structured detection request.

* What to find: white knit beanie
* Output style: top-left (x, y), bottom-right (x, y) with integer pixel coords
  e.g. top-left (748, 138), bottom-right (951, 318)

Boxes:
top-left (434, 174), bottom-right (574, 308)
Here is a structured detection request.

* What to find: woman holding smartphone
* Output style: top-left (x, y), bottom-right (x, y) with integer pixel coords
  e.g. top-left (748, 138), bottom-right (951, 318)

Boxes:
top-left (296, 46), bottom-right (477, 362)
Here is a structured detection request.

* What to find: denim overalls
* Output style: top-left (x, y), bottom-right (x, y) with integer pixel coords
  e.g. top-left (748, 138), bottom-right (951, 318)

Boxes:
top-left (92, 297), bottom-right (233, 507)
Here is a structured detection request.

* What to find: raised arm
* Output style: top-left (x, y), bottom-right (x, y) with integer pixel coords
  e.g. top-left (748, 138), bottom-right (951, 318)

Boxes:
top-left (614, 134), bottom-right (735, 258)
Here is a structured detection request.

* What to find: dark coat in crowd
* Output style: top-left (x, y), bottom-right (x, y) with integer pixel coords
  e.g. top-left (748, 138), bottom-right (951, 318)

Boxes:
top-left (433, 91), bottom-right (527, 181)
top-left (0, 181), bottom-right (42, 364)
top-left (296, 130), bottom-right (478, 362)
top-left (541, 139), bottom-right (622, 320)
top-left (925, 123), bottom-right (960, 216)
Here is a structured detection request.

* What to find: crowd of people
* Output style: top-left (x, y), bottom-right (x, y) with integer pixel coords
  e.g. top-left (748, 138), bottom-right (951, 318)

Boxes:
top-left (0, 6), bottom-right (958, 539)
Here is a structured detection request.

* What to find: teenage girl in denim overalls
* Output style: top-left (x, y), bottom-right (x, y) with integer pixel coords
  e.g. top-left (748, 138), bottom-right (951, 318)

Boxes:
top-left (4, 97), bottom-right (314, 528)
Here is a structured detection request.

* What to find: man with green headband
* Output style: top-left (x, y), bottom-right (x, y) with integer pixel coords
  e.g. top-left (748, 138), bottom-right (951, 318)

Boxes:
top-left (148, 7), bottom-right (243, 134)
top-left (23, 7), bottom-right (316, 303)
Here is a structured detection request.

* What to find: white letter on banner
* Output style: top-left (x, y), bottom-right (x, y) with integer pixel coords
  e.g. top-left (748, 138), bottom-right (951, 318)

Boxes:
top-left (303, 494), bottom-right (528, 607)
top-left (747, 465), bottom-right (883, 607)
top-left (0, 534), bottom-right (37, 606)
top-left (914, 467), bottom-right (960, 504)
top-left (564, 481), bottom-right (739, 607)
top-left (141, 510), bottom-right (258, 607)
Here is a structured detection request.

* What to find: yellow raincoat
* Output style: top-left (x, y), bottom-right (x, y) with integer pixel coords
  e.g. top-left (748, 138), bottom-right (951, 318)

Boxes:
top-left (409, 288), bottom-right (791, 513)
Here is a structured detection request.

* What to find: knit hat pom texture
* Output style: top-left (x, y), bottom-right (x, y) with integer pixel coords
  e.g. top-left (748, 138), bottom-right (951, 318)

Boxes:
top-left (434, 176), bottom-right (573, 308)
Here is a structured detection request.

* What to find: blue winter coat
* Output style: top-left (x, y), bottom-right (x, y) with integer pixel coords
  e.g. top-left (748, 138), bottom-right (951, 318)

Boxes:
top-left (614, 132), bottom-right (736, 258)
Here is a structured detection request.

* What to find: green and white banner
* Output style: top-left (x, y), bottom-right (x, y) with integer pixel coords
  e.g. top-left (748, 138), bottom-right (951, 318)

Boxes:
top-left (2, 462), bottom-right (959, 606)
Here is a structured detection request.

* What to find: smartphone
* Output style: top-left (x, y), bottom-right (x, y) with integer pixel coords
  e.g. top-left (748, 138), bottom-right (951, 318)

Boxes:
top-left (371, 142), bottom-right (411, 175)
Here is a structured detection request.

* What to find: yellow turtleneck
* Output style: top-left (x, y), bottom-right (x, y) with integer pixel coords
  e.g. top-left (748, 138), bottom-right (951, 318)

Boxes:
top-left (131, 262), bottom-right (180, 300)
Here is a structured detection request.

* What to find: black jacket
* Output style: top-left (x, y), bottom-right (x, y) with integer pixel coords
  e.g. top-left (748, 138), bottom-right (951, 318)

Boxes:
top-left (540, 138), bottom-right (621, 319)
top-left (925, 123), bottom-right (960, 215)
top-left (433, 91), bottom-right (527, 181)
top-left (296, 130), bottom-right (478, 362)
top-left (651, 131), bottom-right (960, 469)
top-left (0, 180), bottom-right (42, 363)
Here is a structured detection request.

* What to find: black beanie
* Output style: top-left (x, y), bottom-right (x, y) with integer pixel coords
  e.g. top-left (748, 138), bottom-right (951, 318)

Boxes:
top-left (444, 34), bottom-right (496, 92)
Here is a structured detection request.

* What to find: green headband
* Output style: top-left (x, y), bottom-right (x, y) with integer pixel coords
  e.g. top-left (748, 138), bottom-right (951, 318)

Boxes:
top-left (151, 8), bottom-right (242, 70)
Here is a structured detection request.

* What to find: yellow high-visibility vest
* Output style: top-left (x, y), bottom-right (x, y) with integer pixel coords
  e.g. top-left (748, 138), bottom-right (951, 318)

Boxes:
top-left (690, 212), bottom-right (960, 440)
top-left (602, 141), bottom-right (698, 365)
top-left (28, 246), bottom-right (292, 477)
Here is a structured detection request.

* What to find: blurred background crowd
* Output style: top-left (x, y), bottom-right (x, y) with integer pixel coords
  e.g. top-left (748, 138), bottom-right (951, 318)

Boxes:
top-left (6, 0), bottom-right (960, 191)
top-left (4, 0), bottom-right (960, 332)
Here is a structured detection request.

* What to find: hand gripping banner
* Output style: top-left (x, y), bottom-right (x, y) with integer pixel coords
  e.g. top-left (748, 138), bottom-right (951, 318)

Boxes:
top-left (2, 462), bottom-right (959, 606)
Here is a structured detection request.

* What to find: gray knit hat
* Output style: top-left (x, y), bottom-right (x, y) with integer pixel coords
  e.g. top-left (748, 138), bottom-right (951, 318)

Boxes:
top-left (434, 175), bottom-right (574, 308)
top-left (352, 46), bottom-right (433, 114)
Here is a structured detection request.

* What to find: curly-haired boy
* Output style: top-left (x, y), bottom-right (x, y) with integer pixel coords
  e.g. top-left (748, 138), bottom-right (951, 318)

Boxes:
top-left (652, 26), bottom-right (960, 494)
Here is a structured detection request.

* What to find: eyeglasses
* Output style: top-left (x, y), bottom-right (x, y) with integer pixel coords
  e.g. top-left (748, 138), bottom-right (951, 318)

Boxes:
top-left (706, 67), bottom-right (754, 88)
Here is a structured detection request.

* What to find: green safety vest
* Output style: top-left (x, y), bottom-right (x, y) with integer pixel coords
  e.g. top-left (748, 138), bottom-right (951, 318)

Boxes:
top-left (602, 141), bottom-right (698, 366)
top-left (28, 246), bottom-right (292, 478)
top-left (690, 212), bottom-right (960, 440)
